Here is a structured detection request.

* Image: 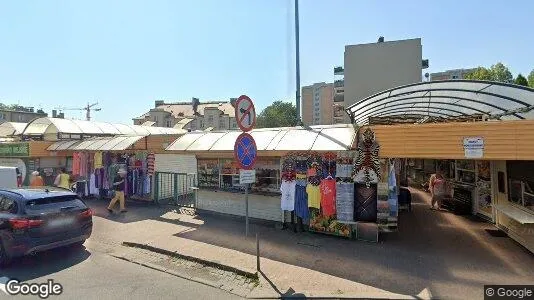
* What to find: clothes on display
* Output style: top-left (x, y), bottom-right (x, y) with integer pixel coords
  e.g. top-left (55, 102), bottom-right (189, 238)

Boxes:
top-left (306, 184), bottom-right (321, 209)
top-left (294, 185), bottom-right (309, 219)
top-left (280, 179), bottom-right (296, 211)
top-left (72, 151), bottom-right (153, 200)
top-left (320, 178), bottom-right (336, 217)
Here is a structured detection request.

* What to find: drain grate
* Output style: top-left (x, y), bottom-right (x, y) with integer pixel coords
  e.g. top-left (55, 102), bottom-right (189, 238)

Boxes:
top-left (485, 229), bottom-right (508, 237)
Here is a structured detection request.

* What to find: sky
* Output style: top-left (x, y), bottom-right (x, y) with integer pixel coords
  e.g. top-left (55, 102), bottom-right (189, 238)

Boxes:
top-left (1, 0), bottom-right (534, 124)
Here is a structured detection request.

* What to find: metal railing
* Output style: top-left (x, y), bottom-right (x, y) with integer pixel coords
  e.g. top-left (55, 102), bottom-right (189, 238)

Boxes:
top-left (154, 172), bottom-right (197, 207)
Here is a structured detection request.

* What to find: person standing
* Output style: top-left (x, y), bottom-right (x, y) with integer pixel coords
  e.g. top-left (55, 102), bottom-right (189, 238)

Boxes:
top-left (107, 169), bottom-right (127, 214)
top-left (30, 170), bottom-right (44, 187)
top-left (54, 168), bottom-right (71, 190)
top-left (430, 173), bottom-right (445, 210)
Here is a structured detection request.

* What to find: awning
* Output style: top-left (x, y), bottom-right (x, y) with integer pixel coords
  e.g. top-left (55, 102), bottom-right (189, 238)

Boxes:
top-left (166, 124), bottom-right (356, 152)
top-left (345, 80), bottom-right (534, 125)
top-left (47, 135), bottom-right (146, 151)
top-left (23, 117), bottom-right (186, 137)
top-left (0, 122), bottom-right (27, 137)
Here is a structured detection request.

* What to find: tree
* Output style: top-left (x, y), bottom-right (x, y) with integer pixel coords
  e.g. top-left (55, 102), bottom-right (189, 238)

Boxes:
top-left (515, 74), bottom-right (529, 86)
top-left (256, 101), bottom-right (298, 128)
top-left (465, 67), bottom-right (494, 81)
top-left (490, 63), bottom-right (513, 83)
top-left (528, 70), bottom-right (534, 88)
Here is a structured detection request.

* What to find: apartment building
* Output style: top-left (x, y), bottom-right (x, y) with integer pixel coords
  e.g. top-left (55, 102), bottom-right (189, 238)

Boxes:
top-left (133, 98), bottom-right (237, 131)
top-left (0, 107), bottom-right (47, 123)
top-left (334, 37), bottom-right (427, 123)
top-left (301, 82), bottom-right (334, 125)
top-left (430, 68), bottom-right (476, 81)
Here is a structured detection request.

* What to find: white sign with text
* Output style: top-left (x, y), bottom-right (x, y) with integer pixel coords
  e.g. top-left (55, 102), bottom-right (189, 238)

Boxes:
top-left (463, 137), bottom-right (484, 159)
top-left (239, 169), bottom-right (256, 184)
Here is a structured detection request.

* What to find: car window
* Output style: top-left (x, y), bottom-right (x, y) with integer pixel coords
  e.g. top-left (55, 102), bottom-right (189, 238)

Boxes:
top-left (25, 195), bottom-right (85, 208)
top-left (0, 195), bottom-right (18, 214)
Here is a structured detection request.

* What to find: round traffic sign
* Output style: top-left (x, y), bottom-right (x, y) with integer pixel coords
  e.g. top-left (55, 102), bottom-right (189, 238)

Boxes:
top-left (234, 132), bottom-right (257, 170)
top-left (235, 95), bottom-right (256, 132)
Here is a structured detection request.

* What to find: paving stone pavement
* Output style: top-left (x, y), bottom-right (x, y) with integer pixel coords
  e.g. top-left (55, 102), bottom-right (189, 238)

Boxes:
top-left (111, 246), bottom-right (259, 298)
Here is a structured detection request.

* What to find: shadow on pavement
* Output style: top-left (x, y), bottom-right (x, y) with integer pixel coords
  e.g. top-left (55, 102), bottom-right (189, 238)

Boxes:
top-left (167, 190), bottom-right (534, 298)
top-left (2, 244), bottom-right (91, 282)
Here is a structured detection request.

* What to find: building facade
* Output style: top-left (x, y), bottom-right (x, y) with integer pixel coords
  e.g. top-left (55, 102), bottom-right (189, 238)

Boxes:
top-left (334, 37), bottom-right (427, 123)
top-left (301, 82), bottom-right (334, 125)
top-left (133, 98), bottom-right (237, 131)
top-left (430, 68), bottom-right (476, 81)
top-left (0, 107), bottom-right (47, 123)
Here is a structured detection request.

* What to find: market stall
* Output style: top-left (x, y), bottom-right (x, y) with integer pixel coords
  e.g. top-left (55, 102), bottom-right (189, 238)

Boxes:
top-left (165, 125), bottom-right (400, 242)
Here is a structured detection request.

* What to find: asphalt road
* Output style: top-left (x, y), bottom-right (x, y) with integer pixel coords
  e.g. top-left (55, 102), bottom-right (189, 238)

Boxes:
top-left (0, 240), bottom-right (240, 300)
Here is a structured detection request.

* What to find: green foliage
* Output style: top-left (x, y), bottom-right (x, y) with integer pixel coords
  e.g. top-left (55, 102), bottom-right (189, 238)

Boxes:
top-left (256, 101), bottom-right (298, 128)
top-left (465, 67), bottom-right (494, 81)
top-left (465, 62), bottom-right (513, 83)
top-left (490, 63), bottom-right (513, 83)
top-left (528, 70), bottom-right (534, 88)
top-left (514, 74), bottom-right (529, 86)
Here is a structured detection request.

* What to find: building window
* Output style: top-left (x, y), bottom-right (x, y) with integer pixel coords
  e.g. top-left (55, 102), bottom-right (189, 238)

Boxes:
top-left (191, 122), bottom-right (196, 130)
top-left (18, 115), bottom-right (24, 122)
top-left (166, 120), bottom-right (172, 127)
top-left (452, 75), bottom-right (459, 79)
top-left (219, 120), bottom-right (226, 129)
top-left (200, 120), bottom-right (204, 129)
top-left (153, 116), bottom-right (159, 122)
top-left (207, 115), bottom-right (214, 125)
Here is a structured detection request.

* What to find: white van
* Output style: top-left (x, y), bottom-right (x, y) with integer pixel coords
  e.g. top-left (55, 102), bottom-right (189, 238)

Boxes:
top-left (0, 166), bottom-right (19, 188)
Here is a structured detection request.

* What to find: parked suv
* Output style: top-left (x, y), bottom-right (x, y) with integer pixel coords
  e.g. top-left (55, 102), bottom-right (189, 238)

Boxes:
top-left (0, 188), bottom-right (93, 266)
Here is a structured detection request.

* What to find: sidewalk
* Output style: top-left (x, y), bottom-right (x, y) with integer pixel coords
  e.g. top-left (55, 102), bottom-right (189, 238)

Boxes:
top-left (88, 190), bottom-right (534, 299)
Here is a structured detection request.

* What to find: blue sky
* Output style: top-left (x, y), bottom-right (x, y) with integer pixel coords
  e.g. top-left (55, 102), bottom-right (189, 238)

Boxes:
top-left (1, 0), bottom-right (533, 124)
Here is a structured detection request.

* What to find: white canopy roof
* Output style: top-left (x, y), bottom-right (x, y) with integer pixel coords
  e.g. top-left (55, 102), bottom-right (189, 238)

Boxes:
top-left (22, 117), bottom-right (185, 137)
top-left (345, 80), bottom-right (534, 125)
top-left (0, 122), bottom-right (27, 137)
top-left (166, 124), bottom-right (356, 152)
top-left (47, 135), bottom-right (146, 151)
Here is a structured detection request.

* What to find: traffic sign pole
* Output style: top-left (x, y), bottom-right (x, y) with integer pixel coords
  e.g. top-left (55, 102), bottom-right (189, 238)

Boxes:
top-left (245, 183), bottom-right (249, 236)
top-left (234, 95), bottom-right (257, 238)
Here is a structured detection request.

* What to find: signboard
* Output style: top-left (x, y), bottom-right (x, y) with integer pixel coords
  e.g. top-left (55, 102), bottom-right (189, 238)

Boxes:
top-left (239, 169), bottom-right (256, 184)
top-left (235, 95), bottom-right (256, 132)
top-left (0, 143), bottom-right (29, 157)
top-left (463, 137), bottom-right (484, 159)
top-left (234, 133), bottom-right (257, 170)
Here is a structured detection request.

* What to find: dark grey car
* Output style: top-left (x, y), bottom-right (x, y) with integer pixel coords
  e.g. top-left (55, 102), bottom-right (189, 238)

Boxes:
top-left (0, 188), bottom-right (93, 266)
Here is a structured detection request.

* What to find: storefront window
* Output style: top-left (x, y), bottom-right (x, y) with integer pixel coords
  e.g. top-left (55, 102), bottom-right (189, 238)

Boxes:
top-left (197, 159), bottom-right (219, 189)
top-left (506, 161), bottom-right (534, 213)
top-left (251, 158), bottom-right (280, 195)
top-left (220, 159), bottom-right (243, 192)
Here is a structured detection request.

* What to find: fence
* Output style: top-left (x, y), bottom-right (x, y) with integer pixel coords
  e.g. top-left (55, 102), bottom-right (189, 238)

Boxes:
top-left (154, 172), bottom-right (197, 207)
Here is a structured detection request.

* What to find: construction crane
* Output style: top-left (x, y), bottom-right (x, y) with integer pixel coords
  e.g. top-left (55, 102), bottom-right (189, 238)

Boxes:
top-left (54, 102), bottom-right (102, 121)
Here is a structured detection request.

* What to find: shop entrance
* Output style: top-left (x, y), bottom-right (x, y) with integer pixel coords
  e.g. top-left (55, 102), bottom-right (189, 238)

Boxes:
top-left (404, 158), bottom-right (495, 223)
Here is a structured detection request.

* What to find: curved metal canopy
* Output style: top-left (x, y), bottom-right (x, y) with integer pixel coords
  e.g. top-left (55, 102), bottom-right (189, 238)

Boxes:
top-left (22, 117), bottom-right (185, 138)
top-left (345, 80), bottom-right (534, 124)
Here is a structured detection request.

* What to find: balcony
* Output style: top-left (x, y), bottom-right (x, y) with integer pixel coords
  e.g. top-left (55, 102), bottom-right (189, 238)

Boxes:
top-left (334, 80), bottom-right (344, 88)
top-left (334, 93), bottom-right (344, 102)
top-left (334, 66), bottom-right (344, 75)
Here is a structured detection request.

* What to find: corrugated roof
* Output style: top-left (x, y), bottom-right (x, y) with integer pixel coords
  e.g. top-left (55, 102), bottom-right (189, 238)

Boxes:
top-left (47, 136), bottom-right (145, 151)
top-left (166, 124), bottom-right (356, 152)
top-left (23, 117), bottom-right (185, 137)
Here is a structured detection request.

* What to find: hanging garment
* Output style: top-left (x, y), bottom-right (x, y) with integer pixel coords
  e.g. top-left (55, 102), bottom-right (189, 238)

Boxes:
top-left (336, 182), bottom-right (355, 222)
top-left (94, 152), bottom-right (103, 168)
top-left (147, 153), bottom-right (155, 175)
top-left (79, 153), bottom-right (88, 178)
top-left (144, 175), bottom-right (151, 194)
top-left (354, 183), bottom-right (378, 222)
top-left (294, 185), bottom-right (309, 219)
top-left (336, 164), bottom-right (353, 178)
top-left (306, 184), bottom-right (321, 209)
top-left (320, 178), bottom-right (336, 217)
top-left (280, 180), bottom-right (296, 211)
top-left (89, 173), bottom-right (99, 195)
top-left (72, 153), bottom-right (81, 176)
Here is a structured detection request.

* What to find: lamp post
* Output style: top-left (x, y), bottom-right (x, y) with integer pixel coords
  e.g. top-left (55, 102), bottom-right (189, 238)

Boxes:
top-left (295, 0), bottom-right (301, 124)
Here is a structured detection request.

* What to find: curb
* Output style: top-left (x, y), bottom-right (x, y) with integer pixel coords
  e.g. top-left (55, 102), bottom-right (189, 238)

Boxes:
top-left (110, 254), bottom-right (252, 298)
top-left (122, 241), bottom-right (259, 280)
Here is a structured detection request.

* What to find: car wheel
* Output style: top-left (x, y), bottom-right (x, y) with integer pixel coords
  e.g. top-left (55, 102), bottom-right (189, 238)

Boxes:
top-left (0, 241), bottom-right (11, 267)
